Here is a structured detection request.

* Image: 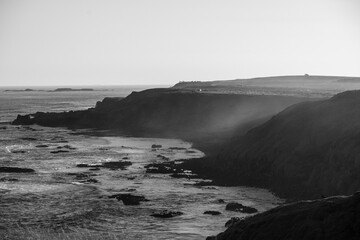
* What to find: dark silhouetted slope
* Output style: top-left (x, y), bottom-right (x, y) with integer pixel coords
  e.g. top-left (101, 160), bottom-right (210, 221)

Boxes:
top-left (213, 90), bottom-right (360, 199)
top-left (208, 192), bottom-right (360, 240)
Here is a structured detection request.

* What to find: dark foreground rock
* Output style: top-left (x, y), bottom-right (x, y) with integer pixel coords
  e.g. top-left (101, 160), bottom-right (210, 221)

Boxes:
top-left (0, 167), bottom-right (35, 173)
top-left (225, 202), bottom-right (258, 213)
top-left (208, 192), bottom-right (360, 240)
top-left (109, 193), bottom-right (149, 205)
top-left (225, 217), bottom-right (241, 228)
top-left (204, 211), bottom-right (222, 215)
top-left (151, 210), bottom-right (184, 218)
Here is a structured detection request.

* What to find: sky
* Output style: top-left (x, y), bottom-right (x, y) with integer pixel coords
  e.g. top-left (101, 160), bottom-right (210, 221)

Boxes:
top-left (0, 0), bottom-right (359, 86)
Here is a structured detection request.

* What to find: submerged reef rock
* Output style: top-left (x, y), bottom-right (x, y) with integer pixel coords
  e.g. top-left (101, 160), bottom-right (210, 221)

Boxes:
top-left (109, 193), bottom-right (149, 205)
top-left (150, 210), bottom-right (184, 218)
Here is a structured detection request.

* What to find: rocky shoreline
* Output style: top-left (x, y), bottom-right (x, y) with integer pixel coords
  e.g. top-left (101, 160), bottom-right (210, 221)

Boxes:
top-left (11, 87), bottom-right (360, 239)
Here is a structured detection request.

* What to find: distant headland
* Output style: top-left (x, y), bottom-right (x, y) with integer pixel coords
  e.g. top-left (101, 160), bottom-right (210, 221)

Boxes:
top-left (4, 88), bottom-right (95, 92)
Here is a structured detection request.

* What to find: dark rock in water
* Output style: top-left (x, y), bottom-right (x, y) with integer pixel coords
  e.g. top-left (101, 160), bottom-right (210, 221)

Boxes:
top-left (151, 210), bottom-right (184, 218)
top-left (11, 150), bottom-right (26, 154)
top-left (89, 167), bottom-right (101, 171)
top-left (52, 88), bottom-right (94, 92)
top-left (0, 167), bottom-right (35, 173)
top-left (193, 181), bottom-right (214, 186)
top-left (74, 173), bottom-right (96, 179)
top-left (109, 194), bottom-right (149, 205)
top-left (119, 188), bottom-right (137, 192)
top-left (204, 211), bottom-right (221, 215)
top-left (62, 145), bottom-right (77, 150)
top-left (151, 144), bottom-right (162, 149)
top-left (209, 192), bottom-right (360, 240)
top-left (225, 217), bottom-right (241, 228)
top-left (169, 147), bottom-right (187, 150)
top-left (185, 150), bottom-right (197, 153)
top-left (68, 172), bottom-right (96, 178)
top-left (76, 163), bottom-right (98, 168)
top-left (36, 144), bottom-right (49, 148)
top-left (122, 156), bottom-right (129, 160)
top-left (102, 161), bottom-right (132, 170)
top-left (68, 172), bottom-right (98, 184)
top-left (77, 161), bottom-right (131, 170)
top-left (225, 202), bottom-right (258, 213)
top-left (170, 172), bottom-right (197, 179)
top-left (23, 126), bottom-right (37, 131)
top-left (20, 137), bottom-right (37, 141)
top-left (218, 199), bottom-right (225, 204)
top-left (84, 178), bottom-right (98, 183)
top-left (157, 154), bottom-right (169, 160)
top-left (50, 150), bottom-right (70, 154)
top-left (145, 163), bottom-right (175, 174)
top-left (14, 115), bottom-right (33, 125)
top-left (76, 161), bottom-right (132, 170)
top-left (0, 177), bottom-right (19, 182)
top-left (0, 126), bottom-right (7, 130)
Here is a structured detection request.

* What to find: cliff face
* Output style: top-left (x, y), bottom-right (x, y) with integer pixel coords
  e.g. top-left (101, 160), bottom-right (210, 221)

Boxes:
top-left (214, 90), bottom-right (360, 199)
top-left (208, 192), bottom-right (360, 240)
top-left (13, 88), bottom-right (309, 148)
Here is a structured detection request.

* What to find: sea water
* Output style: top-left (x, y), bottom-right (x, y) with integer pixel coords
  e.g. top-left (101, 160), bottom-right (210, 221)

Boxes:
top-left (0, 86), bottom-right (282, 239)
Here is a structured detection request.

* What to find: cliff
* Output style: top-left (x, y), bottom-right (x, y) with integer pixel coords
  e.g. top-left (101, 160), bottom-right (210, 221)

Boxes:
top-left (208, 192), bottom-right (360, 240)
top-left (211, 90), bottom-right (360, 199)
top-left (13, 88), bottom-right (309, 154)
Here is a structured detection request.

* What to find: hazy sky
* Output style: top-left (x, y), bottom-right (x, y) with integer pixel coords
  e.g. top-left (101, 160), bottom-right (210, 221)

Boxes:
top-left (0, 0), bottom-right (359, 86)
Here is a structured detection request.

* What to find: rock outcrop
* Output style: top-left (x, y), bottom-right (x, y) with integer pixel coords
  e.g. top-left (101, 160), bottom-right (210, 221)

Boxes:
top-left (208, 192), bottom-right (360, 240)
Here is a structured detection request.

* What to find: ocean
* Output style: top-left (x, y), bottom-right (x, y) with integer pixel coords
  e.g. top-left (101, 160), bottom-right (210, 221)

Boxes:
top-left (0, 86), bottom-right (281, 239)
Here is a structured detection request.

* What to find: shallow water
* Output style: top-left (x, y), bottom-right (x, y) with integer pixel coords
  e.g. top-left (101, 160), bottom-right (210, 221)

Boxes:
top-left (0, 87), bottom-right (282, 239)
